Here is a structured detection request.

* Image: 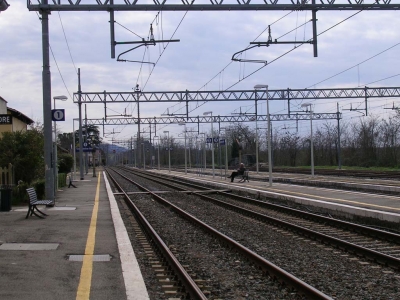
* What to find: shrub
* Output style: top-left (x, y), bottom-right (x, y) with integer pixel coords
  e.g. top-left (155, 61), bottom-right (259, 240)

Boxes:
top-left (32, 179), bottom-right (45, 199)
top-left (58, 173), bottom-right (67, 188)
top-left (58, 153), bottom-right (74, 173)
top-left (11, 182), bottom-right (30, 205)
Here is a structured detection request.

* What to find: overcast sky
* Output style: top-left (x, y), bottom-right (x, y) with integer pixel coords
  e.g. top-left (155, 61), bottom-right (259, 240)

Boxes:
top-left (1, 1), bottom-right (400, 146)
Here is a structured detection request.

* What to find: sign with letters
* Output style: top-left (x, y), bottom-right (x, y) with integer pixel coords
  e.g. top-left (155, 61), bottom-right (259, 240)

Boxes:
top-left (0, 114), bottom-right (12, 125)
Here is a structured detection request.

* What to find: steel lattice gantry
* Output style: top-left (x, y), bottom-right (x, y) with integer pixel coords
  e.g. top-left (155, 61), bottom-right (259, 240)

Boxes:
top-left (82, 113), bottom-right (340, 126)
top-left (27, 0), bottom-right (400, 11)
top-left (73, 87), bottom-right (400, 103)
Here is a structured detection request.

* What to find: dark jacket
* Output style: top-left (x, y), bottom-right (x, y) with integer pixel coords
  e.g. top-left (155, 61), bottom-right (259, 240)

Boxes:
top-left (237, 166), bottom-right (245, 175)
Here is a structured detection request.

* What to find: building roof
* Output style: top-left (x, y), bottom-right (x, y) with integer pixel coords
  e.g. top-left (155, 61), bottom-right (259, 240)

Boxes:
top-left (7, 107), bottom-right (34, 125)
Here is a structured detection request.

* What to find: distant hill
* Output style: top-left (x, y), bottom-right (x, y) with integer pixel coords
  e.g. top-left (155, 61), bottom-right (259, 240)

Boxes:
top-left (98, 143), bottom-right (129, 153)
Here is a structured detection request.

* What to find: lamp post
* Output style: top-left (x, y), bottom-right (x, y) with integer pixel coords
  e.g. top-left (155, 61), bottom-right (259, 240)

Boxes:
top-left (203, 111), bottom-right (214, 179)
top-left (221, 127), bottom-right (230, 180)
top-left (179, 123), bottom-right (187, 174)
top-left (0, 0), bottom-right (10, 12)
top-left (198, 132), bottom-right (206, 174)
top-left (142, 142), bottom-right (146, 170)
top-left (72, 118), bottom-right (78, 181)
top-left (154, 136), bottom-right (160, 170)
top-left (301, 103), bottom-right (314, 177)
top-left (254, 85), bottom-right (272, 187)
top-left (53, 95), bottom-right (68, 195)
top-left (163, 131), bottom-right (171, 173)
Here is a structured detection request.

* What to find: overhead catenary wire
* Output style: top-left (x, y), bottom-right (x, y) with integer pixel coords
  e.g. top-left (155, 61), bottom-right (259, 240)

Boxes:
top-left (197, 10), bottom-right (295, 93)
top-left (306, 41), bottom-right (400, 89)
top-left (140, 11), bottom-right (189, 91)
top-left (187, 10), bottom-right (365, 116)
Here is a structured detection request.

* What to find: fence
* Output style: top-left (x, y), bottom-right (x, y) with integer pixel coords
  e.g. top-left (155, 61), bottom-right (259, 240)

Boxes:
top-left (0, 163), bottom-right (14, 186)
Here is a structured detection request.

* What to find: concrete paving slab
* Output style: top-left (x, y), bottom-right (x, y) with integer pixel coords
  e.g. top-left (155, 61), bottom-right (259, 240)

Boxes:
top-left (0, 243), bottom-right (59, 250)
top-left (68, 254), bottom-right (112, 261)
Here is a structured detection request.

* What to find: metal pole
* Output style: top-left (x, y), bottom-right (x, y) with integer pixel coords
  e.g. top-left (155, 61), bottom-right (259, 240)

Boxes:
top-left (310, 108), bottom-right (314, 177)
top-left (53, 98), bottom-right (58, 193)
top-left (204, 137), bottom-right (206, 173)
top-left (184, 129), bottom-right (187, 174)
top-left (267, 87), bottom-right (273, 187)
top-left (84, 104), bottom-right (88, 174)
top-left (225, 132), bottom-right (228, 180)
top-left (168, 132), bottom-right (171, 172)
top-left (78, 69), bottom-right (84, 180)
top-left (255, 97), bottom-right (259, 174)
top-left (188, 138), bottom-right (192, 170)
top-left (211, 114), bottom-right (215, 179)
top-left (134, 135), bottom-right (137, 168)
top-left (158, 139), bottom-right (160, 170)
top-left (41, 8), bottom-right (55, 203)
top-left (92, 147), bottom-right (96, 177)
top-left (73, 119), bottom-right (76, 180)
top-left (143, 143), bottom-right (146, 170)
top-left (312, 0), bottom-right (318, 57)
top-left (137, 100), bottom-right (141, 168)
top-left (337, 103), bottom-right (342, 170)
top-left (109, 0), bottom-right (115, 59)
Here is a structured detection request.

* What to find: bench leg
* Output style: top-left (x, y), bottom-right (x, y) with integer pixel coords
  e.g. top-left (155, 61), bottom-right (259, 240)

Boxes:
top-left (31, 206), bottom-right (46, 219)
top-left (34, 206), bottom-right (48, 216)
top-left (25, 205), bottom-right (33, 219)
top-left (26, 205), bottom-right (46, 219)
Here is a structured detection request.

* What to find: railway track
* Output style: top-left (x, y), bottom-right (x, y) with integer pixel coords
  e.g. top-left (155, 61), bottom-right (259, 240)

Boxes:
top-left (118, 166), bottom-right (400, 269)
top-left (106, 167), bottom-right (332, 299)
top-left (106, 170), bottom-right (400, 299)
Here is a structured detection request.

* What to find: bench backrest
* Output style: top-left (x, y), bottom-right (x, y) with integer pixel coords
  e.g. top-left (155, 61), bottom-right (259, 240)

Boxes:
top-left (26, 188), bottom-right (38, 203)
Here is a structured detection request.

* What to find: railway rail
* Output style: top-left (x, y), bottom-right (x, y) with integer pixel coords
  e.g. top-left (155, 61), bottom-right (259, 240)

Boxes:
top-left (167, 165), bottom-right (400, 180)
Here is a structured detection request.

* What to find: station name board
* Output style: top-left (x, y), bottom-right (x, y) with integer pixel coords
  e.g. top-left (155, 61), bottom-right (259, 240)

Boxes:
top-left (0, 114), bottom-right (12, 125)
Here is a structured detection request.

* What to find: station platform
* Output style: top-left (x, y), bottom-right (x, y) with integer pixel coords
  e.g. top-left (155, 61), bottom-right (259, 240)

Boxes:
top-left (149, 168), bottom-right (400, 227)
top-left (0, 168), bottom-right (149, 300)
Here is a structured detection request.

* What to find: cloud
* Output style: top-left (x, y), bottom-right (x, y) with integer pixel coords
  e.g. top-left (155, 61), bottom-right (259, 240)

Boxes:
top-left (1, 3), bottom-right (400, 142)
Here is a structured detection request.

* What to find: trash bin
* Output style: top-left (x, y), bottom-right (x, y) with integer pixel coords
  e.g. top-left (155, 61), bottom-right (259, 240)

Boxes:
top-left (0, 186), bottom-right (12, 211)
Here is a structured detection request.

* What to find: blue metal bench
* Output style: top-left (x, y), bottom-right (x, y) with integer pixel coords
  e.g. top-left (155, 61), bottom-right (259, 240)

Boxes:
top-left (26, 188), bottom-right (52, 219)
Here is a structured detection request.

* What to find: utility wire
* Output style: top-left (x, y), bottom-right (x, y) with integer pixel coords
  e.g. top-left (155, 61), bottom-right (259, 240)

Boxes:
top-left (359, 73), bottom-right (400, 87)
top-left (307, 40), bottom-right (400, 88)
top-left (49, 45), bottom-right (73, 100)
top-left (58, 12), bottom-right (78, 74)
top-left (115, 21), bottom-right (143, 39)
top-left (35, 12), bottom-right (73, 99)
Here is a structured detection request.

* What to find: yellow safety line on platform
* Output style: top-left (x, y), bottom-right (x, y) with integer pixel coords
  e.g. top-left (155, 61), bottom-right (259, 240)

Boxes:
top-left (269, 188), bottom-right (400, 212)
top-left (76, 173), bottom-right (101, 300)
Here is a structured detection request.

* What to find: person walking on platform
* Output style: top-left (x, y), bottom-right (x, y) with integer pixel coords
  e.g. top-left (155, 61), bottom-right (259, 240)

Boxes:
top-left (227, 163), bottom-right (245, 182)
top-left (68, 174), bottom-right (77, 188)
